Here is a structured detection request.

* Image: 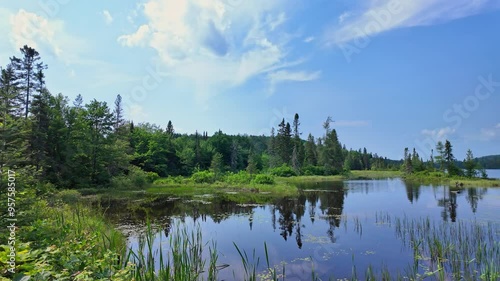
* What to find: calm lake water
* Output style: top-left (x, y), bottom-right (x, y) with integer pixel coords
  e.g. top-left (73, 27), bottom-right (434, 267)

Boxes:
top-left (486, 169), bottom-right (500, 179)
top-left (106, 179), bottom-right (500, 280)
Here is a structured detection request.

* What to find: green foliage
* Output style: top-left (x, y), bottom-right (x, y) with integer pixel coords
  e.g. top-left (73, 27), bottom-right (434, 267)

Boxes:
top-left (191, 170), bottom-right (216, 183)
top-left (154, 176), bottom-right (190, 185)
top-left (56, 189), bottom-right (82, 204)
top-left (110, 166), bottom-right (153, 189)
top-left (145, 171), bottom-right (160, 183)
top-left (224, 171), bottom-right (254, 185)
top-left (0, 190), bottom-right (132, 280)
top-left (463, 149), bottom-right (478, 178)
top-left (252, 174), bottom-right (275, 185)
top-left (269, 164), bottom-right (297, 177)
top-left (302, 165), bottom-right (326, 176)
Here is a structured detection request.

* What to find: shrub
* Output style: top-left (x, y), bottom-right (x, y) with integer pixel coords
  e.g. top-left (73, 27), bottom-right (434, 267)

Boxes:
top-left (57, 189), bottom-right (82, 204)
top-left (302, 165), bottom-right (325, 176)
top-left (191, 170), bottom-right (215, 183)
top-left (224, 171), bottom-right (254, 185)
top-left (252, 174), bottom-right (275, 185)
top-left (145, 171), bottom-right (160, 183)
top-left (269, 164), bottom-right (297, 177)
top-left (154, 176), bottom-right (186, 185)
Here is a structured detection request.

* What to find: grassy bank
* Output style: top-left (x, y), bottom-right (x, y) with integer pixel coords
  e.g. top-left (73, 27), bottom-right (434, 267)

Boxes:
top-left (148, 170), bottom-right (403, 196)
top-left (0, 189), bottom-right (133, 280)
top-left (404, 172), bottom-right (500, 187)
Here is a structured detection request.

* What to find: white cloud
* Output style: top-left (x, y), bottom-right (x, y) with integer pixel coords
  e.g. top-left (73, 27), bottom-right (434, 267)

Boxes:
top-left (478, 123), bottom-right (500, 141)
top-left (267, 70), bottom-right (321, 95)
top-left (102, 10), bottom-right (113, 25)
top-left (7, 9), bottom-right (85, 64)
top-left (118, 25), bottom-right (151, 47)
top-left (303, 36), bottom-right (314, 43)
top-left (118, 0), bottom-right (315, 100)
top-left (338, 12), bottom-right (351, 24)
top-left (325, 0), bottom-right (497, 45)
top-left (421, 126), bottom-right (456, 142)
top-left (335, 120), bottom-right (370, 127)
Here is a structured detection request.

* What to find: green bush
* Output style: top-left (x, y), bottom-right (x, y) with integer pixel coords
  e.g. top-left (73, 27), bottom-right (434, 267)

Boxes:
top-left (224, 171), bottom-right (254, 184)
top-left (191, 170), bottom-right (215, 183)
top-left (154, 176), bottom-right (187, 185)
top-left (302, 165), bottom-right (325, 176)
top-left (269, 164), bottom-right (297, 177)
top-left (57, 189), bottom-right (82, 204)
top-left (110, 175), bottom-right (133, 189)
top-left (109, 166), bottom-right (152, 189)
top-left (145, 171), bottom-right (160, 183)
top-left (252, 174), bottom-right (275, 185)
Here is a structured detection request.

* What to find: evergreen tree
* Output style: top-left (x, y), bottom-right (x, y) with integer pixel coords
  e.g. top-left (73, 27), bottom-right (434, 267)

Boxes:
top-left (85, 100), bottom-right (115, 185)
top-left (304, 133), bottom-right (317, 166)
top-left (444, 140), bottom-right (460, 176)
top-left (403, 147), bottom-right (413, 174)
top-left (166, 120), bottom-right (174, 135)
top-left (0, 65), bottom-right (26, 174)
top-left (230, 139), bottom-right (239, 171)
top-left (9, 45), bottom-right (47, 119)
top-left (435, 141), bottom-right (445, 172)
top-left (463, 149), bottom-right (477, 178)
top-left (113, 94), bottom-right (124, 130)
top-left (210, 152), bottom-right (224, 180)
top-left (268, 127), bottom-right (279, 168)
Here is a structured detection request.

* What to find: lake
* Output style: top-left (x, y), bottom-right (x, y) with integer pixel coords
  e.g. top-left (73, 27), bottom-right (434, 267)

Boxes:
top-left (486, 169), bottom-right (500, 179)
top-left (106, 179), bottom-right (500, 280)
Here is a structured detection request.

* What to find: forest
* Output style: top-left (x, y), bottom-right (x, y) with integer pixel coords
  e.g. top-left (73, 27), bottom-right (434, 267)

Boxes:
top-left (0, 45), bottom-right (403, 190)
top-left (0, 46), bottom-right (493, 191)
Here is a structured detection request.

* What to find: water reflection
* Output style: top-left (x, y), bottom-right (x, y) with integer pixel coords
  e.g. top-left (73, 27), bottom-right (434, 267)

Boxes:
top-left (405, 182), bottom-right (421, 203)
top-left (102, 181), bottom-right (493, 247)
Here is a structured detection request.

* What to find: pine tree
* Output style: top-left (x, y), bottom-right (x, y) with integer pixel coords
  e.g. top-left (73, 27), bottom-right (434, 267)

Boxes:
top-left (9, 45), bottom-right (47, 119)
top-left (304, 133), bottom-right (317, 166)
top-left (210, 152), bottom-right (224, 180)
top-left (0, 66), bottom-right (26, 174)
top-left (166, 120), bottom-right (174, 135)
top-left (444, 140), bottom-right (459, 175)
top-left (435, 141), bottom-right (445, 172)
top-left (114, 94), bottom-right (124, 130)
top-left (463, 149), bottom-right (477, 178)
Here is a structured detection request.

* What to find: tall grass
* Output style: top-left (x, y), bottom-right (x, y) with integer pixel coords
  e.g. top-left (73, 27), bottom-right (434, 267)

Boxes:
top-left (123, 215), bottom-right (499, 281)
top-left (125, 222), bottom-right (225, 281)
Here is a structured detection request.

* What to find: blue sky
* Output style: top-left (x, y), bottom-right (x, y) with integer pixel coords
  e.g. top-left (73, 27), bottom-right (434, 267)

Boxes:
top-left (1, 0), bottom-right (499, 160)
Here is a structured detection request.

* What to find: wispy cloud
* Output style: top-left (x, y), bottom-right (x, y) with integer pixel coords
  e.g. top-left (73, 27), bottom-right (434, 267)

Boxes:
top-left (478, 123), bottom-right (500, 141)
top-left (421, 126), bottom-right (456, 142)
top-left (324, 0), bottom-right (498, 45)
top-left (102, 10), bottom-right (113, 25)
top-left (338, 12), bottom-right (351, 24)
top-left (267, 70), bottom-right (320, 95)
top-left (303, 36), bottom-right (315, 43)
top-left (117, 0), bottom-right (317, 100)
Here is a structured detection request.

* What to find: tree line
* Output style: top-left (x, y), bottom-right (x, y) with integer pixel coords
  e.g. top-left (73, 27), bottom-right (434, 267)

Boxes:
top-left (3, 46), bottom-right (488, 190)
top-left (0, 46), bottom-right (404, 189)
top-left (401, 140), bottom-right (488, 178)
